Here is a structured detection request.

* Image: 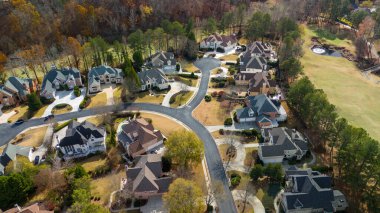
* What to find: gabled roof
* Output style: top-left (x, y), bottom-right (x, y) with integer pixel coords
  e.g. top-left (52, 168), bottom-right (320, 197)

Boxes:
top-left (203, 33), bottom-right (237, 45)
top-left (4, 202), bottom-right (53, 213)
top-left (247, 72), bottom-right (276, 93)
top-left (118, 118), bottom-right (164, 155)
top-left (88, 65), bottom-right (123, 79)
top-left (260, 127), bottom-right (308, 157)
top-left (41, 67), bottom-right (80, 93)
top-left (126, 154), bottom-right (172, 193)
top-left (247, 94), bottom-right (279, 115)
top-left (0, 77), bottom-right (33, 97)
top-left (0, 144), bottom-right (31, 175)
top-left (150, 51), bottom-right (176, 67)
top-left (59, 120), bottom-right (105, 147)
top-left (137, 68), bottom-right (168, 85)
top-left (282, 166), bottom-right (341, 212)
top-left (240, 55), bottom-right (267, 71)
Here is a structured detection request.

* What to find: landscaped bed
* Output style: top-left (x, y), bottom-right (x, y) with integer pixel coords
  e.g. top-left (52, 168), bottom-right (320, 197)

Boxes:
top-left (51, 103), bottom-right (73, 115)
top-left (170, 91), bottom-right (194, 108)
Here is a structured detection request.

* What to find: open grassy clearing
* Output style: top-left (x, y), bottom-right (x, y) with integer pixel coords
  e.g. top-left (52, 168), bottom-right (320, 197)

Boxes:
top-left (133, 91), bottom-right (165, 105)
top-left (170, 91), bottom-right (194, 108)
top-left (91, 169), bottom-right (124, 205)
top-left (139, 112), bottom-right (186, 137)
top-left (11, 126), bottom-right (48, 147)
top-left (87, 92), bottom-right (107, 108)
top-left (301, 25), bottom-right (380, 141)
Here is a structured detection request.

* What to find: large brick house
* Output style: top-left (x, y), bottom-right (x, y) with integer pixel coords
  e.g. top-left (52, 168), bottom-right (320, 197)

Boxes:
top-left (124, 154), bottom-right (172, 199)
top-left (117, 118), bottom-right (164, 158)
top-left (0, 77), bottom-right (37, 106)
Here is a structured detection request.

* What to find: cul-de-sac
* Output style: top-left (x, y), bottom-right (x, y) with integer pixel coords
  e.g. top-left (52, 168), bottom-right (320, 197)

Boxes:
top-left (0, 0), bottom-right (379, 213)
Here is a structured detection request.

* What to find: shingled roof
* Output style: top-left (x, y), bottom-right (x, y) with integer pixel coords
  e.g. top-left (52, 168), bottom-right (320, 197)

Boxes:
top-left (137, 68), bottom-right (168, 85)
top-left (118, 118), bottom-right (164, 155)
top-left (247, 72), bottom-right (276, 93)
top-left (126, 154), bottom-right (172, 193)
top-left (59, 120), bottom-right (105, 147)
top-left (88, 65), bottom-right (123, 79)
top-left (282, 166), bottom-right (345, 212)
top-left (41, 67), bottom-right (81, 93)
top-left (149, 51), bottom-right (176, 67)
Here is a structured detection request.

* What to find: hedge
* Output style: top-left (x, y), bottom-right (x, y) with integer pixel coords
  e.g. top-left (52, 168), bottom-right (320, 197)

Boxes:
top-left (224, 118), bottom-right (233, 126)
top-left (54, 118), bottom-right (77, 132)
top-left (178, 73), bottom-right (198, 79)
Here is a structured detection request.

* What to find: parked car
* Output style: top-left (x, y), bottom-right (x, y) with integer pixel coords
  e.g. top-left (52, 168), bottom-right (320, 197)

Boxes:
top-left (44, 114), bottom-right (55, 122)
top-left (14, 119), bottom-right (24, 125)
top-left (34, 156), bottom-right (40, 165)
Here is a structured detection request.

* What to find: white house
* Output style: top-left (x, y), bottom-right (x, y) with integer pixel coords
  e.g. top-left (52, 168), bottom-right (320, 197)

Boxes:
top-left (200, 33), bottom-right (237, 52)
top-left (258, 127), bottom-right (308, 164)
top-left (137, 68), bottom-right (169, 91)
top-left (147, 51), bottom-right (177, 73)
top-left (40, 66), bottom-right (83, 99)
top-left (88, 65), bottom-right (124, 93)
top-left (57, 120), bottom-right (106, 160)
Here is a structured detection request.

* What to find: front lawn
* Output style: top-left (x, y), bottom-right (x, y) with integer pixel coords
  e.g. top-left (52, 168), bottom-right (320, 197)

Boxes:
top-left (180, 60), bottom-right (200, 73)
top-left (87, 92), bottom-right (107, 108)
top-left (170, 91), bottom-right (194, 108)
top-left (80, 155), bottom-right (107, 173)
top-left (139, 112), bottom-right (186, 137)
top-left (11, 126), bottom-right (48, 148)
top-left (133, 91), bottom-right (165, 105)
top-left (193, 98), bottom-right (236, 126)
top-left (7, 105), bottom-right (29, 123)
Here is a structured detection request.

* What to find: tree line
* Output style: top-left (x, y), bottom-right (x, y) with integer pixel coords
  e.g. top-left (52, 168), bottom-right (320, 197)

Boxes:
top-left (287, 77), bottom-right (380, 212)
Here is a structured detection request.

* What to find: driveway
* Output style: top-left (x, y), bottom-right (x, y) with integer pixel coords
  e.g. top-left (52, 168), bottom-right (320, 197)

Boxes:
top-left (0, 58), bottom-right (237, 213)
top-left (42, 88), bottom-right (86, 117)
top-left (232, 190), bottom-right (265, 213)
top-left (28, 124), bottom-right (54, 163)
top-left (0, 110), bottom-right (16, 124)
top-left (102, 85), bottom-right (116, 105)
top-left (162, 82), bottom-right (198, 107)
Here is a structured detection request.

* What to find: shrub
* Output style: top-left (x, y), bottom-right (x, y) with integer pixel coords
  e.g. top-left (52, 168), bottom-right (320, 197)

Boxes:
top-left (64, 84), bottom-right (69, 91)
top-left (219, 129), bottom-right (224, 135)
top-left (224, 118), bottom-right (233, 126)
top-left (178, 73), bottom-right (198, 79)
top-left (230, 173), bottom-right (241, 187)
top-left (217, 91), bottom-right (224, 97)
top-left (73, 86), bottom-right (81, 97)
top-left (176, 63), bottom-right (181, 71)
top-left (54, 118), bottom-right (77, 132)
top-left (190, 72), bottom-right (195, 78)
top-left (79, 96), bottom-right (90, 109)
top-left (204, 95), bottom-right (211, 102)
top-left (250, 164), bottom-right (264, 181)
top-left (311, 165), bottom-right (332, 174)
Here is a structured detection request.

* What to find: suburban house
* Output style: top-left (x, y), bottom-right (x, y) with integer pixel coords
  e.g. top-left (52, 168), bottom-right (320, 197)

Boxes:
top-left (239, 53), bottom-right (268, 73)
top-left (258, 127), bottom-right (309, 164)
top-left (0, 77), bottom-right (37, 106)
top-left (236, 94), bottom-right (287, 127)
top-left (0, 143), bottom-right (31, 175)
top-left (124, 154), bottom-right (172, 199)
top-left (137, 68), bottom-right (169, 91)
top-left (40, 67), bottom-right (83, 99)
top-left (200, 33), bottom-right (238, 52)
top-left (4, 203), bottom-right (53, 213)
top-left (117, 118), bottom-right (164, 158)
top-left (235, 72), bottom-right (277, 96)
top-left (88, 65), bottom-right (124, 93)
top-left (146, 51), bottom-right (177, 73)
top-left (280, 166), bottom-right (348, 212)
top-left (56, 120), bottom-right (106, 160)
top-left (246, 41), bottom-right (277, 62)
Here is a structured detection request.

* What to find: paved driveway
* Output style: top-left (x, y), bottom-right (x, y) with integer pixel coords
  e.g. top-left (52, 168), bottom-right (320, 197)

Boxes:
top-left (0, 58), bottom-right (237, 213)
top-left (42, 88), bottom-right (86, 117)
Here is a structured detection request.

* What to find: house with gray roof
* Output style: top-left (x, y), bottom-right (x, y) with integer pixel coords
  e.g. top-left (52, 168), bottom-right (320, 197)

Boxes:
top-left (146, 51), bottom-right (177, 74)
top-left (200, 33), bottom-right (237, 52)
top-left (125, 154), bottom-right (172, 199)
top-left (0, 143), bottom-right (31, 175)
top-left (245, 41), bottom-right (277, 62)
top-left (40, 67), bottom-right (83, 99)
top-left (236, 94), bottom-right (286, 127)
top-left (56, 120), bottom-right (106, 160)
top-left (258, 127), bottom-right (308, 164)
top-left (239, 54), bottom-right (268, 73)
top-left (0, 77), bottom-right (37, 106)
top-left (280, 166), bottom-right (348, 212)
top-left (88, 65), bottom-right (124, 93)
top-left (235, 72), bottom-right (278, 96)
top-left (137, 68), bottom-right (169, 91)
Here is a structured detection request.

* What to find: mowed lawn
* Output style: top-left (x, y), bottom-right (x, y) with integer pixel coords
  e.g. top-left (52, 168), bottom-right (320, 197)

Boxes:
top-left (139, 112), bottom-right (186, 137)
top-left (301, 25), bottom-right (380, 141)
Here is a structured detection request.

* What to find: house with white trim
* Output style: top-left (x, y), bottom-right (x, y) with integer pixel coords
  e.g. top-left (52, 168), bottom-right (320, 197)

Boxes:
top-left (146, 51), bottom-right (177, 73)
top-left (200, 33), bottom-right (237, 52)
top-left (88, 65), bottom-right (124, 93)
top-left (258, 127), bottom-right (309, 164)
top-left (137, 68), bottom-right (169, 91)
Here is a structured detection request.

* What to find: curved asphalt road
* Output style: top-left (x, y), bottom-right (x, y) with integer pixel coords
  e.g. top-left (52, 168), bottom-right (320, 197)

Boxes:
top-left (0, 58), bottom-right (237, 213)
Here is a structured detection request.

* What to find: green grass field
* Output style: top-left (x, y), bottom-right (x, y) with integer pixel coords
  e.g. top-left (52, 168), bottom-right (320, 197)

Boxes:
top-left (301, 25), bottom-right (380, 142)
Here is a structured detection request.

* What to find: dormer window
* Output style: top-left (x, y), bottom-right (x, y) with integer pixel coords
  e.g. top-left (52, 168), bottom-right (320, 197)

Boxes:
top-left (248, 108), bottom-right (254, 117)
